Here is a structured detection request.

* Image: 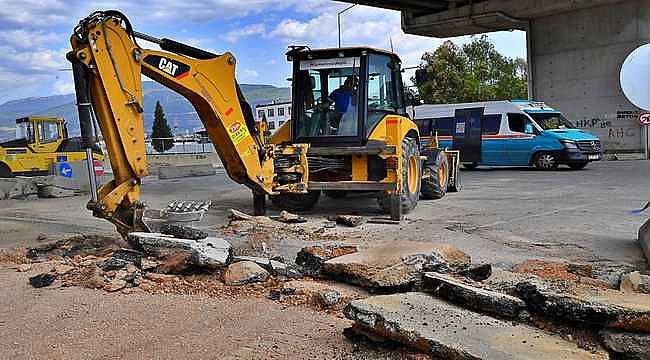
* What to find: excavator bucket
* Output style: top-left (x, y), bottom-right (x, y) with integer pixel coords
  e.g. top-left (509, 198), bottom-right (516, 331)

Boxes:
top-left (141, 200), bottom-right (211, 233)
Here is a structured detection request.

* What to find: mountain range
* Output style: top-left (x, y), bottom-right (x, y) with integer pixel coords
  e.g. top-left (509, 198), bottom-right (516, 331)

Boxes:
top-left (0, 82), bottom-right (290, 141)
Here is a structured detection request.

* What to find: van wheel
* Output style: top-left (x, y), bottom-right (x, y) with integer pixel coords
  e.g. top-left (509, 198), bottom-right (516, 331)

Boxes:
top-left (421, 151), bottom-right (448, 199)
top-left (568, 161), bottom-right (588, 170)
top-left (0, 163), bottom-right (13, 178)
top-left (378, 138), bottom-right (421, 217)
top-left (270, 191), bottom-right (320, 211)
top-left (463, 162), bottom-right (479, 170)
top-left (534, 152), bottom-right (559, 170)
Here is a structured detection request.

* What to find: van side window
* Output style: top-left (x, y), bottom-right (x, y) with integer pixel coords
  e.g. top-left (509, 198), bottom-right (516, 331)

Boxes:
top-left (432, 117), bottom-right (454, 136)
top-left (482, 115), bottom-right (501, 135)
top-left (508, 113), bottom-right (529, 133)
top-left (416, 119), bottom-right (433, 136)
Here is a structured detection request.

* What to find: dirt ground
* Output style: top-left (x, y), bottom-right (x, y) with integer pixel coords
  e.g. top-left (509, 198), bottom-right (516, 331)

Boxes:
top-left (0, 160), bottom-right (647, 359)
top-left (0, 265), bottom-right (428, 360)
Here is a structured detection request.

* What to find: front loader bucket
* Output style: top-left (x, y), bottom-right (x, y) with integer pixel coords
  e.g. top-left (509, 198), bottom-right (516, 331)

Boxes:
top-left (638, 218), bottom-right (650, 266)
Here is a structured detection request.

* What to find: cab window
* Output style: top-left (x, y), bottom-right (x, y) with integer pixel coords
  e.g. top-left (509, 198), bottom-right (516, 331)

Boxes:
top-left (507, 113), bottom-right (534, 134)
top-left (16, 122), bottom-right (35, 143)
top-left (416, 119), bottom-right (433, 136)
top-left (482, 115), bottom-right (501, 135)
top-left (296, 57), bottom-right (360, 138)
top-left (366, 54), bottom-right (403, 134)
top-left (38, 121), bottom-right (59, 144)
top-left (432, 117), bottom-right (454, 136)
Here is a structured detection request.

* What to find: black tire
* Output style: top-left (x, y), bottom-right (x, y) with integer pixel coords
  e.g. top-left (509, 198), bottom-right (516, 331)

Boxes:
top-left (421, 151), bottom-right (449, 200)
top-left (378, 138), bottom-right (421, 215)
top-left (568, 161), bottom-right (588, 170)
top-left (270, 191), bottom-right (321, 211)
top-left (463, 162), bottom-right (479, 170)
top-left (324, 190), bottom-right (347, 199)
top-left (0, 163), bottom-right (13, 178)
top-left (533, 152), bottom-right (559, 170)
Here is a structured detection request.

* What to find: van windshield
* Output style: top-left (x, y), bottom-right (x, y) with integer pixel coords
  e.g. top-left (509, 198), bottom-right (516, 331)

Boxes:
top-left (525, 112), bottom-right (575, 130)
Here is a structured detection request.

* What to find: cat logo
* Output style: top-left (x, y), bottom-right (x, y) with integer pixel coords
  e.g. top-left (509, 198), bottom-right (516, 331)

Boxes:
top-left (158, 58), bottom-right (179, 76)
top-left (143, 55), bottom-right (191, 80)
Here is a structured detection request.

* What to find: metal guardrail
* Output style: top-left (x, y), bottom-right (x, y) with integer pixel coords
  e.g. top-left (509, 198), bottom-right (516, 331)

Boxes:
top-left (146, 137), bottom-right (215, 155)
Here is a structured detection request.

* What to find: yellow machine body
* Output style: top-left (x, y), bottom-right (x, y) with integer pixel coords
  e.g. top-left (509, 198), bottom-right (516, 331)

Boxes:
top-left (0, 116), bottom-right (103, 177)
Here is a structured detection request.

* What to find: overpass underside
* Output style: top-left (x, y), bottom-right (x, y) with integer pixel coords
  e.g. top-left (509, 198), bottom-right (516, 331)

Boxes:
top-left (348, 0), bottom-right (650, 153)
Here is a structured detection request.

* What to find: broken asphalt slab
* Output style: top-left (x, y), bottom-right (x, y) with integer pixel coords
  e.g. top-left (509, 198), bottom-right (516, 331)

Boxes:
top-left (344, 292), bottom-right (608, 360)
top-left (517, 279), bottom-right (650, 332)
top-left (323, 241), bottom-right (470, 290)
top-left (222, 261), bottom-right (269, 286)
top-left (295, 242), bottom-right (358, 277)
top-left (423, 272), bottom-right (526, 319)
top-left (600, 329), bottom-right (650, 360)
top-left (29, 273), bottom-right (56, 288)
top-left (232, 255), bottom-right (302, 279)
top-left (127, 232), bottom-right (231, 268)
top-left (329, 215), bottom-right (364, 227)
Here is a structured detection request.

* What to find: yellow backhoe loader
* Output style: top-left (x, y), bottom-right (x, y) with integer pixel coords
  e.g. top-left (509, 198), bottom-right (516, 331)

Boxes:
top-left (67, 10), bottom-right (460, 236)
top-left (0, 116), bottom-right (103, 177)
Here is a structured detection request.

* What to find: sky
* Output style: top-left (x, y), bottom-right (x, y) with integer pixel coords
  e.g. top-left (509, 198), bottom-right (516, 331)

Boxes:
top-left (0, 0), bottom-right (527, 102)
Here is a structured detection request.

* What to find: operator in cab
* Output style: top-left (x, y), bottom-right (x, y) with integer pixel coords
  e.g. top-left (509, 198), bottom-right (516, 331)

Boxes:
top-left (329, 76), bottom-right (358, 136)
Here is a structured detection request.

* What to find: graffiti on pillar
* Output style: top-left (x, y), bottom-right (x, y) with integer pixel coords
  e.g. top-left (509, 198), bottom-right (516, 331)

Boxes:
top-left (573, 110), bottom-right (642, 151)
top-left (574, 118), bottom-right (612, 129)
top-left (606, 127), bottom-right (636, 138)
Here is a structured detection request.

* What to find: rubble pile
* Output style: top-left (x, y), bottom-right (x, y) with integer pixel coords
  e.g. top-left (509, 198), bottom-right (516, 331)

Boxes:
top-left (13, 217), bottom-right (363, 311)
top-left (342, 256), bottom-right (650, 360)
top-left (223, 209), bottom-right (347, 258)
top-left (8, 211), bottom-right (650, 360)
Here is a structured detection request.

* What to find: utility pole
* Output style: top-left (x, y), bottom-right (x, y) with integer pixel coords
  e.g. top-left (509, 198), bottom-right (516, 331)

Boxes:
top-left (338, 4), bottom-right (357, 48)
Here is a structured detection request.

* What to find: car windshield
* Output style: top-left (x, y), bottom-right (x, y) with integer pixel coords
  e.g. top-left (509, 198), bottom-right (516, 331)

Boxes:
top-left (526, 112), bottom-right (575, 130)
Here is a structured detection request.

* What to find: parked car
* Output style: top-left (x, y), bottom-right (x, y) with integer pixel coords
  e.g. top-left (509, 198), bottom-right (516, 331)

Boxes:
top-left (412, 100), bottom-right (602, 170)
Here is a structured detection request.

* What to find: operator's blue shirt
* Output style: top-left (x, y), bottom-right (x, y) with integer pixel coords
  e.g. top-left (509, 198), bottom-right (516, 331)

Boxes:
top-left (330, 88), bottom-right (353, 113)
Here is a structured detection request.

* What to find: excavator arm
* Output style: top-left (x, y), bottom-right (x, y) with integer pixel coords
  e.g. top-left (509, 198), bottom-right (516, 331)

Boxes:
top-left (67, 11), bottom-right (305, 235)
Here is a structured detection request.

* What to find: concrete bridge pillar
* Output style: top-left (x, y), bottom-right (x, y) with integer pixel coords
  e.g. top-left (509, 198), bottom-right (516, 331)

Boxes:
top-left (529, 0), bottom-right (650, 153)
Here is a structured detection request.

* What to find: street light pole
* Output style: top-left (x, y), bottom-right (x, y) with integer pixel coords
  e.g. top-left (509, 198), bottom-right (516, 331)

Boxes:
top-left (338, 3), bottom-right (357, 48)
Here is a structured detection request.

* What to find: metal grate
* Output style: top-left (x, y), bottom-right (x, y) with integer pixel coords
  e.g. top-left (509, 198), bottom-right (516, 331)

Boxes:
top-left (576, 140), bottom-right (602, 153)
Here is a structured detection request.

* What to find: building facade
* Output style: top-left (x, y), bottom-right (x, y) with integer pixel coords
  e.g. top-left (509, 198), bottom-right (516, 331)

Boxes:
top-left (256, 101), bottom-right (291, 133)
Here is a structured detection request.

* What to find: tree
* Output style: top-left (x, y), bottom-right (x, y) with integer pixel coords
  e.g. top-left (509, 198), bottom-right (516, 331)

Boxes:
top-left (151, 101), bottom-right (174, 153)
top-left (414, 35), bottom-right (528, 104)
